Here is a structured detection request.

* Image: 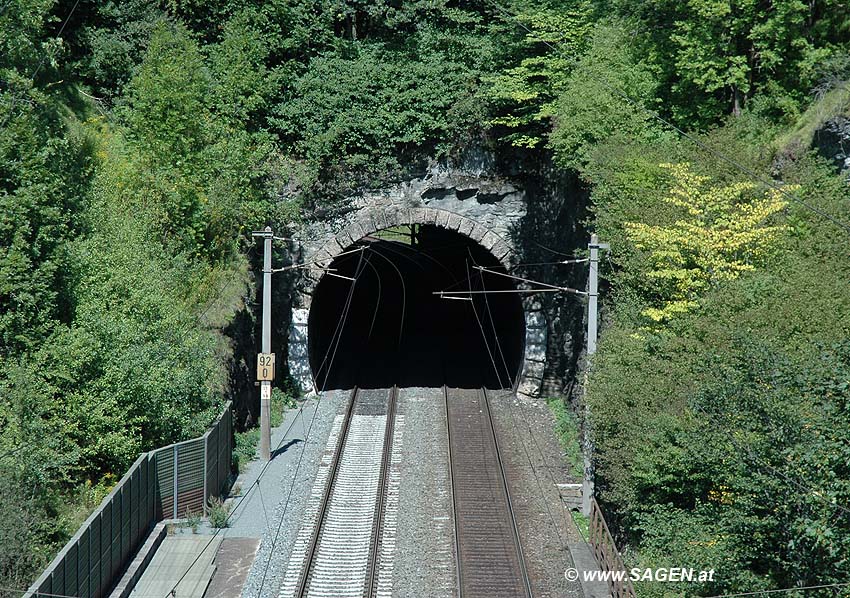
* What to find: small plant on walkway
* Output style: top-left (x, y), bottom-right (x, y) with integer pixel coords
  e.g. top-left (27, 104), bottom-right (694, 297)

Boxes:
top-left (207, 497), bottom-right (230, 529)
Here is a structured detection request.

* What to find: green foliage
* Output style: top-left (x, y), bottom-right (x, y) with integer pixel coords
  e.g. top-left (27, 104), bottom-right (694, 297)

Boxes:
top-left (485, 0), bottom-right (593, 149)
top-left (118, 23), bottom-right (284, 259)
top-left (181, 509), bottom-right (202, 533)
top-left (587, 145), bottom-right (850, 593)
top-left (206, 496), bottom-right (230, 529)
top-left (233, 427), bottom-right (260, 473)
top-left (0, 469), bottom-right (67, 590)
top-left (271, 388), bottom-right (296, 427)
top-left (548, 22), bottom-right (660, 170)
top-left (207, 10), bottom-right (282, 124)
top-left (0, 0), bottom-right (57, 75)
top-left (545, 396), bottom-right (583, 475)
top-left (125, 23), bottom-right (209, 166)
top-left (0, 104), bottom-right (90, 353)
top-left (775, 84), bottom-right (850, 153)
top-left (595, 0), bottom-right (850, 124)
top-left (624, 163), bottom-right (789, 323)
top-left (1, 8), bottom-right (277, 586)
top-left (0, 0), bottom-right (93, 355)
top-left (272, 15), bottom-right (494, 200)
top-left (74, 0), bottom-right (166, 98)
top-left (571, 510), bottom-right (590, 540)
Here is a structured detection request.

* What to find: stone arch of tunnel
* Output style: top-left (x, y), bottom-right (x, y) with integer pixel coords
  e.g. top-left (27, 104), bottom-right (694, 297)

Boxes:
top-left (291, 208), bottom-right (546, 392)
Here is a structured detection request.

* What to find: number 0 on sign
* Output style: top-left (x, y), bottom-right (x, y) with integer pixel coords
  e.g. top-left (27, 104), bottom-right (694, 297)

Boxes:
top-left (257, 353), bottom-right (275, 381)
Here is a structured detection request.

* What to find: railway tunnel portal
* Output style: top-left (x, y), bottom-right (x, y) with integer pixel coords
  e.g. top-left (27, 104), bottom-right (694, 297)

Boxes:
top-left (307, 223), bottom-right (525, 390)
top-left (287, 169), bottom-right (562, 397)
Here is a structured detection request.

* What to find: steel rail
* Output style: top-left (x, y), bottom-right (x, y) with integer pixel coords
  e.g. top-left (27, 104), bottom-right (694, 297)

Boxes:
top-left (481, 388), bottom-right (534, 598)
top-left (366, 386), bottom-right (399, 597)
top-left (295, 387), bottom-right (358, 598)
top-left (295, 386), bottom-right (399, 598)
top-left (444, 385), bottom-right (465, 598)
top-left (445, 386), bottom-right (534, 598)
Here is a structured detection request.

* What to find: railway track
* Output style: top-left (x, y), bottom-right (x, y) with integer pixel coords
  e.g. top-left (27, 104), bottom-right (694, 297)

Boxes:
top-left (445, 387), bottom-right (533, 598)
top-left (279, 387), bottom-right (400, 598)
top-left (280, 385), bottom-right (531, 598)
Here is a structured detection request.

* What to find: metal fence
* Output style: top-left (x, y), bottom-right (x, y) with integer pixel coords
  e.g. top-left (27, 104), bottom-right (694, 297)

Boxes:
top-left (589, 498), bottom-right (637, 598)
top-left (24, 402), bottom-right (233, 598)
top-left (151, 403), bottom-right (232, 520)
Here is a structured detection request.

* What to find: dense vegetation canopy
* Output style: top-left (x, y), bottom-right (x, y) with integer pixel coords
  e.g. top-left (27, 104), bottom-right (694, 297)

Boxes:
top-left (1, 0), bottom-right (848, 594)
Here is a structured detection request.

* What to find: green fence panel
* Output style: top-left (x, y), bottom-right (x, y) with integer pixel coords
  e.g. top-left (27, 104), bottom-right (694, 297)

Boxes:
top-left (176, 438), bottom-right (205, 517)
top-left (24, 404), bottom-right (232, 598)
top-left (78, 527), bottom-right (91, 598)
top-left (89, 512), bottom-right (101, 598)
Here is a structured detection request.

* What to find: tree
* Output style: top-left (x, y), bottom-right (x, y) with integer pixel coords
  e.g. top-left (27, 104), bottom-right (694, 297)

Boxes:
top-left (548, 22), bottom-right (659, 171)
top-left (0, 0), bottom-right (92, 355)
top-left (595, 0), bottom-right (850, 124)
top-left (485, 1), bottom-right (593, 149)
top-left (623, 163), bottom-right (788, 323)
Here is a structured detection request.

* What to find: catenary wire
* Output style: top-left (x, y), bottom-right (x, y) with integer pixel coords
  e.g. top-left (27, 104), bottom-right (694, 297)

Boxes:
top-left (164, 252), bottom-right (370, 598)
top-left (255, 252), bottom-right (369, 596)
top-left (311, 249), bottom-right (367, 389)
top-left (472, 253), bottom-right (580, 572)
top-left (703, 582), bottom-right (850, 597)
top-left (0, 587), bottom-right (80, 598)
top-left (364, 246), bottom-right (407, 350)
top-left (484, 0), bottom-right (850, 574)
top-left (255, 248), bottom-right (383, 593)
top-left (28, 244), bottom-right (262, 598)
top-left (159, 396), bottom-right (316, 598)
top-left (690, 401), bottom-right (850, 518)
top-left (474, 265), bottom-right (588, 295)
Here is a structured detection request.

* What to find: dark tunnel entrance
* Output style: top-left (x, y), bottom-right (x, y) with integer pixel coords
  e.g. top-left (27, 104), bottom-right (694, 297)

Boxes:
top-left (308, 225), bottom-right (525, 390)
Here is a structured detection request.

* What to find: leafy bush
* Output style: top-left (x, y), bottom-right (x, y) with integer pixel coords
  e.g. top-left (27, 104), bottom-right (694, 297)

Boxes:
top-left (207, 496), bottom-right (230, 529)
top-left (233, 428), bottom-right (261, 473)
top-left (271, 15), bottom-right (494, 199)
top-left (586, 144), bottom-right (850, 593)
top-left (623, 162), bottom-right (789, 323)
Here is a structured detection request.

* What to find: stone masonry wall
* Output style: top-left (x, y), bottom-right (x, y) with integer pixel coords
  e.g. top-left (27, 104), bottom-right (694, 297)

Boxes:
top-left (286, 164), bottom-right (554, 395)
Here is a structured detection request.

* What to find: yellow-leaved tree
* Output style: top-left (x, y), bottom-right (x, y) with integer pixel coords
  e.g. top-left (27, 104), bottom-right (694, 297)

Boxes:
top-left (625, 163), bottom-right (791, 323)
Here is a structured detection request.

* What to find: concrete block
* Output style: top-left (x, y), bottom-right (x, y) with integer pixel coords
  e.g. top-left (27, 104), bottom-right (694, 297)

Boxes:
top-left (480, 232), bottom-right (499, 251)
top-left (424, 208), bottom-right (440, 225)
top-left (558, 483), bottom-right (584, 510)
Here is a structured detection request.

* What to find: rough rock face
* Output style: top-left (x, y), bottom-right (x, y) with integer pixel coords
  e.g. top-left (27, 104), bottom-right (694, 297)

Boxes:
top-left (814, 116), bottom-right (850, 173)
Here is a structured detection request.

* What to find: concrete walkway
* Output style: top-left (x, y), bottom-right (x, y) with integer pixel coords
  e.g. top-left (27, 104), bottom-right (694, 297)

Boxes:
top-left (130, 536), bottom-right (221, 598)
top-left (205, 538), bottom-right (260, 598)
top-left (569, 542), bottom-right (612, 598)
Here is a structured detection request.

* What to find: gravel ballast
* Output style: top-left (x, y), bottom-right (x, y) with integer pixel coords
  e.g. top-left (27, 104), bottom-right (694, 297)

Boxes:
top-left (228, 390), bottom-right (349, 598)
top-left (488, 390), bottom-right (584, 598)
top-left (223, 386), bottom-right (586, 598)
top-left (392, 387), bottom-right (458, 598)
